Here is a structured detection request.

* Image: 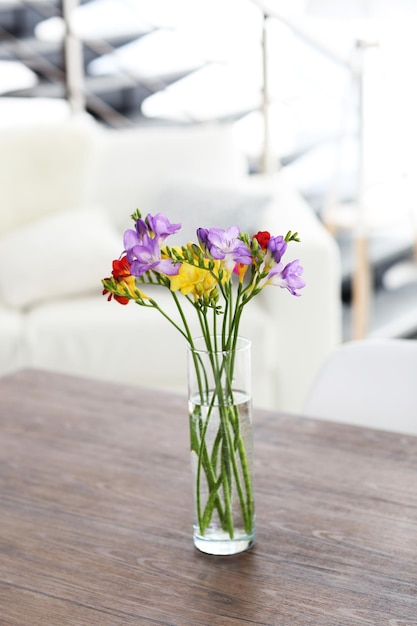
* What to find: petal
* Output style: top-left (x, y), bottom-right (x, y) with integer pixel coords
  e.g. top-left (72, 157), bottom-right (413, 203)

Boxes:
top-left (157, 259), bottom-right (179, 276)
top-left (123, 229), bottom-right (139, 251)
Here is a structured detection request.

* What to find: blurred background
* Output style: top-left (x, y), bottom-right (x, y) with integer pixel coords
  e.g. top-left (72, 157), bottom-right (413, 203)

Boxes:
top-left (1, 0), bottom-right (417, 342)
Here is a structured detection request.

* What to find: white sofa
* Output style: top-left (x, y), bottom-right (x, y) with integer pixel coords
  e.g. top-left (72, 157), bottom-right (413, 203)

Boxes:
top-left (0, 116), bottom-right (342, 413)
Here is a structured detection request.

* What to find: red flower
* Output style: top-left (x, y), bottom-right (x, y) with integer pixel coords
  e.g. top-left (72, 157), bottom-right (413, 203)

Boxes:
top-left (253, 231), bottom-right (271, 250)
top-left (112, 256), bottom-right (131, 278)
top-left (104, 291), bottom-right (130, 305)
top-left (102, 256), bottom-right (133, 305)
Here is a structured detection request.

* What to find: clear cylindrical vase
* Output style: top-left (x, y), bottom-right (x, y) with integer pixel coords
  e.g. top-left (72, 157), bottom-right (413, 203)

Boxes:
top-left (187, 336), bottom-right (255, 556)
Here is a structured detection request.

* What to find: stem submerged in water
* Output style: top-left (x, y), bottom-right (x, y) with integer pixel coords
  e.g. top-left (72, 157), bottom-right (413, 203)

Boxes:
top-left (189, 336), bottom-right (254, 543)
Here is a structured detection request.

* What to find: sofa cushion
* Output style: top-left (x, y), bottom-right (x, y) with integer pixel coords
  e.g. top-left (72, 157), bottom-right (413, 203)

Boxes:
top-left (93, 123), bottom-right (248, 231)
top-left (152, 179), bottom-right (272, 245)
top-left (0, 207), bottom-right (121, 309)
top-left (0, 118), bottom-right (99, 236)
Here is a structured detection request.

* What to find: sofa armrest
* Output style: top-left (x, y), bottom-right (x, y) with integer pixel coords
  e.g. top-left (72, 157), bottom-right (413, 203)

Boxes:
top-left (250, 175), bottom-right (343, 413)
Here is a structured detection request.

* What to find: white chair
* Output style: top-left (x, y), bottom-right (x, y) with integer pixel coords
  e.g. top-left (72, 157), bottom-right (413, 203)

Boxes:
top-left (303, 339), bottom-right (417, 435)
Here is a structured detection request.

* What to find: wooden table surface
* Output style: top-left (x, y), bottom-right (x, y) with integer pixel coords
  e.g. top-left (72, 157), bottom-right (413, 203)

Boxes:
top-left (1, 369), bottom-right (416, 625)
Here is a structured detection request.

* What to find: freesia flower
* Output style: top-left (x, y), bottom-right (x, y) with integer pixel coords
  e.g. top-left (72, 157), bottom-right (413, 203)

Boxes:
top-left (266, 235), bottom-right (287, 264)
top-left (135, 216), bottom-right (149, 240)
top-left (197, 226), bottom-right (252, 273)
top-left (123, 226), bottom-right (142, 251)
top-left (263, 259), bottom-right (306, 296)
top-left (112, 255), bottom-right (131, 277)
top-left (170, 263), bottom-right (218, 299)
top-left (253, 231), bottom-right (270, 250)
top-left (102, 255), bottom-right (147, 304)
top-left (125, 232), bottom-right (179, 277)
top-left (146, 213), bottom-right (181, 241)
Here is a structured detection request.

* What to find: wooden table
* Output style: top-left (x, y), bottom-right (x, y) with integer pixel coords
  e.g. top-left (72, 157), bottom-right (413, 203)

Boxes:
top-left (1, 369), bottom-right (416, 625)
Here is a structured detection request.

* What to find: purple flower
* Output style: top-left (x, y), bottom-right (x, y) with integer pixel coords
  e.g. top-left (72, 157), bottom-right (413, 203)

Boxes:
top-left (146, 213), bottom-right (181, 241)
top-left (267, 236), bottom-right (287, 264)
top-left (197, 227), bottom-right (209, 247)
top-left (125, 232), bottom-right (178, 277)
top-left (123, 227), bottom-right (141, 252)
top-left (124, 213), bottom-right (180, 253)
top-left (135, 217), bottom-right (149, 240)
top-left (198, 226), bottom-right (252, 272)
top-left (265, 259), bottom-right (305, 296)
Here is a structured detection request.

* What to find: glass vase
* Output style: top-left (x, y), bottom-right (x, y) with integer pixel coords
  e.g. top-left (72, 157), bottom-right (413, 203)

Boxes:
top-left (187, 336), bottom-right (255, 556)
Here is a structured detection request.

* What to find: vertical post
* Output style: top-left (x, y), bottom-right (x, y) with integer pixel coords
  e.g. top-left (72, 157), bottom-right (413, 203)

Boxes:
top-left (352, 40), bottom-right (370, 339)
top-left (62, 0), bottom-right (85, 115)
top-left (352, 39), bottom-right (379, 340)
top-left (261, 12), bottom-right (275, 175)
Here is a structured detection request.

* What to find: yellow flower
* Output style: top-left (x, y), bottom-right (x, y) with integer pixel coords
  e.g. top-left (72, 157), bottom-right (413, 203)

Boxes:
top-left (170, 263), bottom-right (218, 299)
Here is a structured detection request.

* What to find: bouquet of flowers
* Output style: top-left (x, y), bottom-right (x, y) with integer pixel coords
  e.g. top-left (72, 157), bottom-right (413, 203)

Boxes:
top-left (102, 209), bottom-right (305, 552)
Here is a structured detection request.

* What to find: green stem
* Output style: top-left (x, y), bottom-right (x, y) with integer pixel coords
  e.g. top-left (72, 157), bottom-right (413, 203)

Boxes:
top-left (195, 334), bottom-right (253, 538)
top-left (221, 433), bottom-right (234, 538)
